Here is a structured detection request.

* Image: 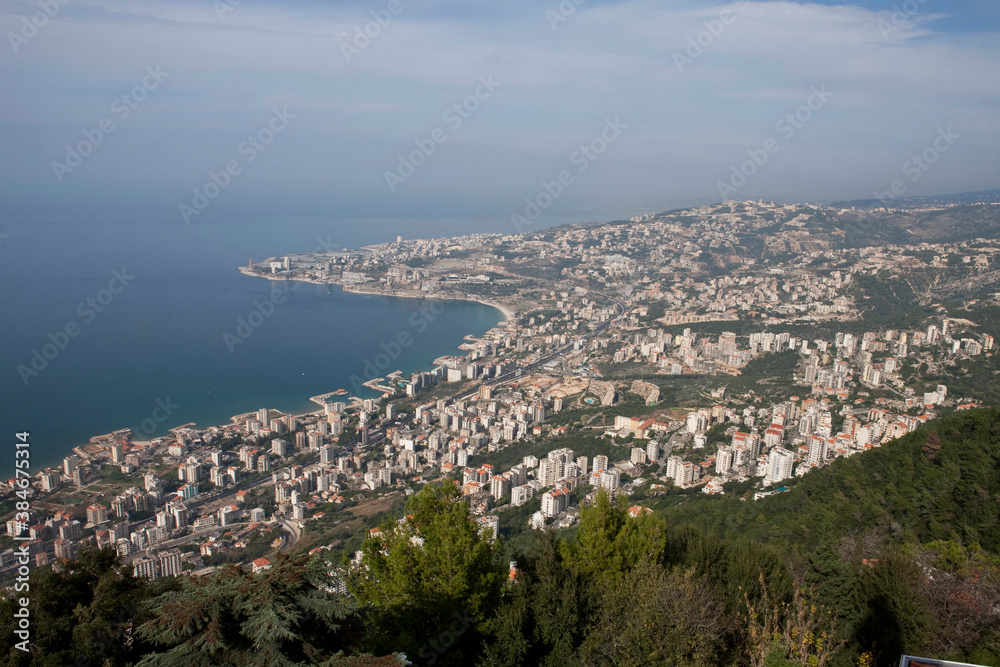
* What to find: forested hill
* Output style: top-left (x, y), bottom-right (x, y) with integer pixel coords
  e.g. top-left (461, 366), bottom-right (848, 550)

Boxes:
top-left (667, 407), bottom-right (1000, 554)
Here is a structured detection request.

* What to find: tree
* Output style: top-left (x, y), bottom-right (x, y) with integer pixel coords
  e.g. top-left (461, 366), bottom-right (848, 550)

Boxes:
top-left (576, 562), bottom-right (730, 666)
top-left (740, 573), bottom-right (847, 667)
top-left (348, 482), bottom-right (505, 665)
top-left (0, 546), bottom-right (161, 667)
top-left (853, 550), bottom-right (933, 667)
top-left (560, 488), bottom-right (666, 585)
top-left (137, 553), bottom-right (356, 666)
top-left (480, 531), bottom-right (584, 667)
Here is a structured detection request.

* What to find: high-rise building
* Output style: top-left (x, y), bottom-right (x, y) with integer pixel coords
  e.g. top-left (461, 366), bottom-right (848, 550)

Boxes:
top-left (63, 454), bottom-right (80, 477)
top-left (599, 469), bottom-right (621, 493)
top-left (40, 469), bottom-right (60, 492)
top-left (715, 446), bottom-right (734, 475)
top-left (766, 448), bottom-right (795, 483)
top-left (537, 458), bottom-right (563, 487)
top-left (158, 550), bottom-right (183, 578)
top-left (134, 556), bottom-right (158, 580)
top-left (807, 438), bottom-right (827, 466)
top-left (490, 475), bottom-right (510, 500)
top-left (541, 488), bottom-right (569, 517)
top-left (54, 539), bottom-right (76, 561)
top-left (86, 504), bottom-right (109, 526)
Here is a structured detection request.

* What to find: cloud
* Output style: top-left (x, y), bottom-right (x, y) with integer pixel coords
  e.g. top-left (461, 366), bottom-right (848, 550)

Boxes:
top-left (0, 0), bottom-right (997, 220)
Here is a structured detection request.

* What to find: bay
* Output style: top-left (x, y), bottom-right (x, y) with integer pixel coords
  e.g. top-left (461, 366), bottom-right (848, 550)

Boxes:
top-left (0, 217), bottom-right (568, 478)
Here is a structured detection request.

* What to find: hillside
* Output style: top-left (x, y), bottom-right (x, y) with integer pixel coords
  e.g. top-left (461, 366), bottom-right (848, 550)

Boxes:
top-left (666, 408), bottom-right (1000, 554)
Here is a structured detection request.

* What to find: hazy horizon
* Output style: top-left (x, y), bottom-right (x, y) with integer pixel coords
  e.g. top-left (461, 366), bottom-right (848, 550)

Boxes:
top-left (2, 0), bottom-right (998, 225)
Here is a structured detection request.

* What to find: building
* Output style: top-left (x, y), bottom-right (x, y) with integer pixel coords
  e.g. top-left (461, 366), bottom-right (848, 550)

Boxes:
top-left (599, 469), bottom-right (622, 493)
top-left (807, 437), bottom-right (828, 466)
top-left (86, 504), bottom-right (109, 526)
top-left (40, 469), bottom-right (61, 492)
top-left (53, 538), bottom-right (76, 561)
top-left (219, 505), bottom-right (241, 526)
top-left (272, 439), bottom-right (290, 457)
top-left (158, 550), bottom-right (183, 578)
top-left (133, 556), bottom-right (158, 580)
top-left (715, 446), bottom-right (734, 475)
top-left (478, 515), bottom-right (499, 542)
top-left (320, 445), bottom-right (334, 465)
top-left (537, 458), bottom-right (563, 487)
top-left (511, 484), bottom-right (535, 507)
top-left (766, 448), bottom-right (795, 484)
top-left (252, 557), bottom-right (272, 573)
top-left (673, 462), bottom-right (699, 488)
top-left (541, 488), bottom-right (570, 517)
top-left (490, 475), bottom-right (511, 500)
top-left (63, 454), bottom-right (80, 477)
top-left (59, 520), bottom-right (82, 541)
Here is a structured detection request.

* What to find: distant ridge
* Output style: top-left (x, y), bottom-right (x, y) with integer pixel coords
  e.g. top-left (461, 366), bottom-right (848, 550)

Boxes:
top-left (827, 188), bottom-right (1000, 210)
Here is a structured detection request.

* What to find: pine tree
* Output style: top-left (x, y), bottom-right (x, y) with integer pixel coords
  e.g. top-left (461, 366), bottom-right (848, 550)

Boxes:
top-left (348, 482), bottom-right (505, 665)
top-left (136, 553), bottom-right (355, 666)
top-left (0, 545), bottom-right (157, 667)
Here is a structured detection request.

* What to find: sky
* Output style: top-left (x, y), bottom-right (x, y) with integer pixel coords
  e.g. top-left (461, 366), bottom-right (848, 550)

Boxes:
top-left (1, 0), bottom-right (998, 223)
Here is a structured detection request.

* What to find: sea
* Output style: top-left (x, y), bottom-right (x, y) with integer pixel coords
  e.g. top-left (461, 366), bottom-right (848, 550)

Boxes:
top-left (0, 216), bottom-right (575, 478)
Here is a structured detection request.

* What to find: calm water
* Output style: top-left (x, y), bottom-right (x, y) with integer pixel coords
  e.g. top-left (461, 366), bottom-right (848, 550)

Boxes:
top-left (0, 217), bottom-right (572, 478)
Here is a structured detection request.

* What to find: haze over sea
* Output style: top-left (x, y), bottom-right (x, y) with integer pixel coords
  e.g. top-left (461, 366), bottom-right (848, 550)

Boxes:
top-left (0, 217), bottom-right (573, 479)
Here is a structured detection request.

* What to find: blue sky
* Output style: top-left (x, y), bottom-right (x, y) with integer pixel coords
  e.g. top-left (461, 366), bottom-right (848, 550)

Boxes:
top-left (1, 0), bottom-right (997, 223)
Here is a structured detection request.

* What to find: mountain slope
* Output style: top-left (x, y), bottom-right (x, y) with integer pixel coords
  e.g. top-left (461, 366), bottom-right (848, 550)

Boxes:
top-left (666, 408), bottom-right (1000, 553)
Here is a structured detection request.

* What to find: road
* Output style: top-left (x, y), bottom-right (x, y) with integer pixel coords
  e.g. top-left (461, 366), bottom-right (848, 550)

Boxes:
top-left (276, 520), bottom-right (300, 552)
top-left (456, 291), bottom-right (626, 400)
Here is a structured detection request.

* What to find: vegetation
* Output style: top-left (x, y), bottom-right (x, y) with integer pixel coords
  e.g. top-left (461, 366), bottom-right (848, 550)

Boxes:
top-left (5, 410), bottom-right (1000, 665)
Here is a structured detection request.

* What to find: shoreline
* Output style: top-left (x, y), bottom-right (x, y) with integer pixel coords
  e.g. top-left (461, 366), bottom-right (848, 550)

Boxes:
top-left (40, 277), bottom-right (513, 470)
top-left (339, 285), bottom-right (516, 323)
top-left (238, 267), bottom-right (517, 323)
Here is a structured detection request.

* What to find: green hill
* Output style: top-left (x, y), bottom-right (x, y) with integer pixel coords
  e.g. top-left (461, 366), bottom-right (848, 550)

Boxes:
top-left (666, 407), bottom-right (1000, 555)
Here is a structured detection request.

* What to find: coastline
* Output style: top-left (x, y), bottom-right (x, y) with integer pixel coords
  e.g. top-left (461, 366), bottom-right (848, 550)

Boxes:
top-left (340, 285), bottom-right (516, 323)
top-left (237, 266), bottom-right (517, 323)
top-left (54, 276), bottom-right (512, 469)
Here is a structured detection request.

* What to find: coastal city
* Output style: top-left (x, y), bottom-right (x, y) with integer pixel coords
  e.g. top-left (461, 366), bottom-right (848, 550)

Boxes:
top-left (4, 198), bottom-right (1000, 579)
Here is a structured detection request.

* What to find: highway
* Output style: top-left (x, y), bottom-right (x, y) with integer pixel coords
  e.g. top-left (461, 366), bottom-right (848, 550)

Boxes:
top-left (456, 291), bottom-right (626, 400)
